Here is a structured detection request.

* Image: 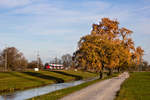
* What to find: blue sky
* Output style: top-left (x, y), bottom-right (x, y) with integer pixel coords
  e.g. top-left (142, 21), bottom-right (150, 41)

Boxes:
top-left (0, 0), bottom-right (150, 63)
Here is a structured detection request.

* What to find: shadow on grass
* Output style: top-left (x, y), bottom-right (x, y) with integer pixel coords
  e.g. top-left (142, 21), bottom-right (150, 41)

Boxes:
top-left (8, 72), bottom-right (45, 84)
top-left (86, 71), bottom-right (97, 74)
top-left (22, 72), bottom-right (64, 83)
top-left (52, 71), bottom-right (83, 80)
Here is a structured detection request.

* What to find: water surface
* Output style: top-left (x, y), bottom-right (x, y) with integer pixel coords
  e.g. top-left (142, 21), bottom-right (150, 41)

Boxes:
top-left (0, 78), bottom-right (96, 100)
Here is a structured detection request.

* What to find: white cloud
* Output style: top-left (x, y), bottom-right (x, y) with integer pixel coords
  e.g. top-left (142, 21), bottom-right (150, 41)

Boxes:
top-left (32, 29), bottom-right (74, 35)
top-left (0, 0), bottom-right (33, 8)
top-left (12, 4), bottom-right (56, 15)
top-left (135, 20), bottom-right (150, 35)
top-left (7, 1), bottom-right (110, 16)
top-left (82, 1), bottom-right (111, 11)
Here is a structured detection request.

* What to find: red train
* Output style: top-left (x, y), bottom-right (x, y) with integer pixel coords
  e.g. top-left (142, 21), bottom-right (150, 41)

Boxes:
top-left (45, 64), bottom-right (64, 70)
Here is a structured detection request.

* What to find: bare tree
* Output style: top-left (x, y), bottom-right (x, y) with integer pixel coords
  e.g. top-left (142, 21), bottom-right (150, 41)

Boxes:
top-left (28, 57), bottom-right (43, 69)
top-left (50, 57), bottom-right (62, 64)
top-left (1, 47), bottom-right (28, 71)
top-left (27, 60), bottom-right (37, 69)
top-left (61, 54), bottom-right (72, 68)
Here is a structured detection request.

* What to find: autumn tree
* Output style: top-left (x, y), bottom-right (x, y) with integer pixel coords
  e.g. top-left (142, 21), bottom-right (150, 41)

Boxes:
top-left (73, 18), bottom-right (144, 78)
top-left (134, 46), bottom-right (144, 70)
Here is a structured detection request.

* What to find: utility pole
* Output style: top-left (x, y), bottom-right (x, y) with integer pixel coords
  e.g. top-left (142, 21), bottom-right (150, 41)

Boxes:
top-left (4, 45), bottom-right (7, 71)
top-left (37, 51), bottom-right (40, 68)
top-left (5, 50), bottom-right (7, 71)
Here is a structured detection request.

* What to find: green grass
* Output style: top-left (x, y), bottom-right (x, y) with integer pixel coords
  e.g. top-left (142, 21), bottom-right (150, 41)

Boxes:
top-left (115, 72), bottom-right (150, 100)
top-left (28, 72), bottom-right (119, 100)
top-left (0, 70), bottom-right (97, 94)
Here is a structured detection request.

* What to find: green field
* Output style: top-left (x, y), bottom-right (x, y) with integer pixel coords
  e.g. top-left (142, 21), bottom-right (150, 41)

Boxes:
top-left (28, 73), bottom-right (119, 100)
top-left (0, 70), bottom-right (97, 93)
top-left (115, 72), bottom-right (150, 100)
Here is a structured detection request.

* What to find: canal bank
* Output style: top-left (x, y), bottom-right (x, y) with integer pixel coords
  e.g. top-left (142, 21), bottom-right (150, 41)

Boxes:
top-left (0, 70), bottom-right (98, 94)
top-left (0, 77), bottom-right (98, 100)
top-left (28, 72), bottom-right (119, 100)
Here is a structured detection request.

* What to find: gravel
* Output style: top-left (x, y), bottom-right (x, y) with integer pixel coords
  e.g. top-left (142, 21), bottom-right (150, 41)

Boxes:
top-left (60, 72), bottom-right (129, 100)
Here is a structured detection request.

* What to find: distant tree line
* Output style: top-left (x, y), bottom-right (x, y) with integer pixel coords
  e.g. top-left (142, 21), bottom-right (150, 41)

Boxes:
top-left (0, 47), bottom-right (73, 71)
top-left (47, 54), bottom-right (73, 68)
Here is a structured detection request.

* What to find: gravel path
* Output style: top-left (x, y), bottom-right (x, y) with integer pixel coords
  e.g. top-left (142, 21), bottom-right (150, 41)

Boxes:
top-left (60, 72), bottom-right (129, 100)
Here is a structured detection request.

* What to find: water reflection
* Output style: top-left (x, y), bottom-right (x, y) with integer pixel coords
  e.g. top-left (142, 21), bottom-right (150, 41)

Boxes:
top-left (0, 78), bottom-right (96, 100)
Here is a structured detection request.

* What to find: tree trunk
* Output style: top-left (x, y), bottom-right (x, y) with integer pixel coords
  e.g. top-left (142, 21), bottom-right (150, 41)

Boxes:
top-left (108, 68), bottom-right (113, 76)
top-left (99, 64), bottom-right (104, 79)
top-left (117, 67), bottom-right (120, 73)
top-left (99, 71), bottom-right (103, 79)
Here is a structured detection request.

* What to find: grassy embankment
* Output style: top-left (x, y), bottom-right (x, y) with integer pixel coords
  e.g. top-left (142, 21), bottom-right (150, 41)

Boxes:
top-left (115, 72), bottom-right (150, 100)
top-left (0, 70), bottom-right (97, 94)
top-left (28, 72), bottom-right (119, 100)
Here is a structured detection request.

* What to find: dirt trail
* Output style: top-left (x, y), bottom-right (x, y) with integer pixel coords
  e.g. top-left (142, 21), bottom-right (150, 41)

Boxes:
top-left (60, 72), bottom-right (129, 100)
